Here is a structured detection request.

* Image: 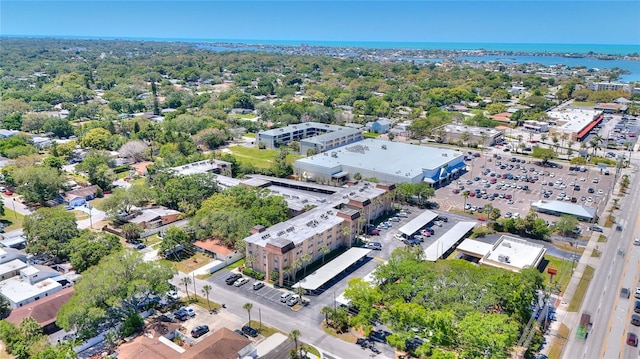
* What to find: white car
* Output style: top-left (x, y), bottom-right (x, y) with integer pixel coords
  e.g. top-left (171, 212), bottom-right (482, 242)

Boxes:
top-left (587, 197), bottom-right (593, 202)
top-left (512, 212), bottom-right (520, 219)
top-left (287, 294), bottom-right (300, 306)
top-left (579, 177), bottom-right (586, 182)
top-left (234, 278), bottom-right (249, 287)
top-left (598, 189), bottom-right (604, 195)
top-left (393, 233), bottom-right (404, 241)
top-left (167, 290), bottom-right (179, 300)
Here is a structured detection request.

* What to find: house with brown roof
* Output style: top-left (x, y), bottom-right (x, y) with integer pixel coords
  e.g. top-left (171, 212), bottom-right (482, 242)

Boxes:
top-left (490, 112), bottom-right (513, 123)
top-left (131, 161), bottom-right (153, 176)
top-left (57, 185), bottom-right (101, 208)
top-left (193, 238), bottom-right (242, 264)
top-left (116, 327), bottom-right (253, 359)
top-left (125, 207), bottom-right (182, 230)
top-left (5, 287), bottom-right (74, 333)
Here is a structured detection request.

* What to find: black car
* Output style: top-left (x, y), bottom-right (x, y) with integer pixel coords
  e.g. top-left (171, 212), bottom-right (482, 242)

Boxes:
top-left (191, 325), bottom-right (209, 338)
top-left (234, 329), bottom-right (248, 338)
top-left (225, 273), bottom-right (242, 285)
top-left (635, 301), bottom-right (640, 314)
top-left (242, 325), bottom-right (259, 337)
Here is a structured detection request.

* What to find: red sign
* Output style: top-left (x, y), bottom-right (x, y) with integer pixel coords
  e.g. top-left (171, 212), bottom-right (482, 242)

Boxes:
top-left (547, 267), bottom-right (557, 275)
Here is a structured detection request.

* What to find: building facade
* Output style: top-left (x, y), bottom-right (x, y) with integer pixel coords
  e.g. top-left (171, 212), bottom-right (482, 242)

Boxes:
top-left (257, 122), bottom-right (363, 154)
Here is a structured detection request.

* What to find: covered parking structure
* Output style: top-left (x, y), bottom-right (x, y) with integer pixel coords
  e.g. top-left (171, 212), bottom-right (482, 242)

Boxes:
top-left (292, 247), bottom-right (371, 292)
top-left (424, 221), bottom-right (477, 261)
top-left (530, 200), bottom-right (596, 221)
top-left (398, 210), bottom-right (438, 236)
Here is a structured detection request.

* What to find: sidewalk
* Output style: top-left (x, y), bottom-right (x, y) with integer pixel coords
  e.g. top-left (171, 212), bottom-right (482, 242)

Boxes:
top-left (540, 165), bottom-right (632, 357)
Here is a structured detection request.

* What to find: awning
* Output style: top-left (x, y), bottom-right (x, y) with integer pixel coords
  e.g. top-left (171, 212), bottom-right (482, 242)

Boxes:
top-left (423, 177), bottom-right (436, 184)
top-left (331, 171), bottom-right (349, 178)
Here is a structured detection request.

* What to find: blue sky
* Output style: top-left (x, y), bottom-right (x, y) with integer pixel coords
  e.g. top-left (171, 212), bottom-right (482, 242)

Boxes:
top-left (1, 1), bottom-right (639, 45)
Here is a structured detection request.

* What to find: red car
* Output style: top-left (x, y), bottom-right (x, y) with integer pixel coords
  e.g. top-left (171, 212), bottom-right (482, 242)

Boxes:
top-left (469, 192), bottom-right (476, 197)
top-left (505, 194), bottom-right (512, 199)
top-left (452, 189), bottom-right (460, 194)
top-left (627, 333), bottom-right (638, 347)
top-left (4, 190), bottom-right (12, 196)
top-left (477, 217), bottom-right (487, 221)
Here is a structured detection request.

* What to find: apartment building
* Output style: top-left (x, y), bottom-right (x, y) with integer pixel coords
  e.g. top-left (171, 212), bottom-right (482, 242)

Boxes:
top-left (257, 122), bottom-right (363, 154)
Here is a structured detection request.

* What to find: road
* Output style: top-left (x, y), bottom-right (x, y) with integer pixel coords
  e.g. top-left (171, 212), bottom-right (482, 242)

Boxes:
top-left (562, 158), bottom-right (640, 358)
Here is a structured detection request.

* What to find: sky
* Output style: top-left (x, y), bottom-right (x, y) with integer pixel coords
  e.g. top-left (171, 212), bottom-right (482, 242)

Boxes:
top-left (1, 1), bottom-right (639, 45)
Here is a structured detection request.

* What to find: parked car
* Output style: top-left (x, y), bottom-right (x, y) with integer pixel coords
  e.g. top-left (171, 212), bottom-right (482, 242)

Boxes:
top-left (627, 333), bottom-right (638, 347)
top-left (233, 277), bottom-right (249, 287)
top-left (368, 229), bottom-right (380, 236)
top-left (242, 325), bottom-right (259, 337)
top-left (393, 233), bottom-right (404, 241)
top-left (133, 242), bottom-right (146, 250)
top-left (234, 329), bottom-right (248, 337)
top-left (191, 325), bottom-right (209, 338)
top-left (635, 287), bottom-right (640, 300)
top-left (287, 294), bottom-right (300, 306)
top-left (635, 238), bottom-right (640, 246)
top-left (364, 241), bottom-right (382, 250)
top-left (632, 315), bottom-right (640, 326)
top-left (225, 273), bottom-right (242, 285)
top-left (253, 282), bottom-right (265, 290)
top-left (622, 288), bottom-right (631, 299)
top-left (589, 225), bottom-right (604, 232)
top-left (166, 290), bottom-right (179, 300)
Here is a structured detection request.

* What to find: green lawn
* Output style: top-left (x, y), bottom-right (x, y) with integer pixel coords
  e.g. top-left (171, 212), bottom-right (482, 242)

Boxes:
top-left (363, 132), bottom-right (382, 138)
top-left (227, 146), bottom-right (301, 168)
top-left (0, 208), bottom-right (25, 232)
top-left (543, 256), bottom-right (574, 293)
top-left (568, 265), bottom-right (595, 312)
top-left (244, 133), bottom-right (256, 138)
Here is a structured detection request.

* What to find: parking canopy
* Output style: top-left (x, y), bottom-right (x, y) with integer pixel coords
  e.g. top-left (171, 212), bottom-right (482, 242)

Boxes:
top-left (292, 247), bottom-right (371, 291)
top-left (424, 221), bottom-right (477, 261)
top-left (399, 210), bottom-right (438, 236)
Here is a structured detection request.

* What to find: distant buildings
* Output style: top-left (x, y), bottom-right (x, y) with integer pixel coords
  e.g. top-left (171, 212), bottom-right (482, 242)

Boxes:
top-left (168, 159), bottom-right (232, 177)
top-left (440, 125), bottom-right (503, 146)
top-left (457, 235), bottom-right (547, 272)
top-left (295, 139), bottom-right (466, 185)
top-left (547, 109), bottom-right (604, 141)
top-left (257, 122), bottom-right (363, 154)
top-left (523, 120), bottom-right (550, 133)
top-left (588, 81), bottom-right (632, 92)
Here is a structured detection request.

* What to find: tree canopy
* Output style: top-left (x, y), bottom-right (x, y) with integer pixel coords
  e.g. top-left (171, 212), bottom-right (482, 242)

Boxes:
top-left (23, 207), bottom-right (79, 260)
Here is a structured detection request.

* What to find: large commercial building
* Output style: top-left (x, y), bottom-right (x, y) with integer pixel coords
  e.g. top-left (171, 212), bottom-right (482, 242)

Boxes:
top-left (257, 122), bottom-right (363, 154)
top-left (588, 82), bottom-right (632, 92)
top-left (440, 125), bottom-right (503, 146)
top-left (294, 139), bottom-right (466, 185)
top-left (547, 109), bottom-right (604, 141)
top-left (457, 235), bottom-right (546, 272)
top-left (243, 179), bottom-right (395, 286)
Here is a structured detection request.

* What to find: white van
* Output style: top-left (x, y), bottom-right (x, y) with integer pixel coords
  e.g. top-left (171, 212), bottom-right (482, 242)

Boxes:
top-left (280, 292), bottom-right (293, 303)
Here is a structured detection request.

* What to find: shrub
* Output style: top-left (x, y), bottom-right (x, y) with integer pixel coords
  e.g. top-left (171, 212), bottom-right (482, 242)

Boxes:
top-left (119, 313), bottom-right (143, 338)
top-left (243, 267), bottom-right (265, 280)
top-left (113, 165), bottom-right (131, 174)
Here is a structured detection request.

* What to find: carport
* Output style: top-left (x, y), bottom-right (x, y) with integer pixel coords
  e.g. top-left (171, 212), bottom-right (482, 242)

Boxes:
top-left (424, 221), bottom-right (477, 261)
top-left (292, 247), bottom-right (371, 291)
top-left (398, 210), bottom-right (438, 236)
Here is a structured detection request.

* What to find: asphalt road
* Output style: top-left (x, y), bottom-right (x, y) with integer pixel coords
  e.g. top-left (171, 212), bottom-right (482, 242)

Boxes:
top-left (562, 158), bottom-right (640, 358)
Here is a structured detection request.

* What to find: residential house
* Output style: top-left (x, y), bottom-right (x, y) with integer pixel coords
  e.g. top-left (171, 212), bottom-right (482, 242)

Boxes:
top-left (5, 287), bottom-right (74, 333)
top-left (490, 112), bottom-right (513, 123)
top-left (58, 185), bottom-right (101, 208)
top-left (193, 239), bottom-right (243, 264)
top-left (131, 161), bottom-right (153, 177)
top-left (0, 265), bottom-right (65, 308)
top-left (126, 207), bottom-right (182, 230)
top-left (370, 118), bottom-right (392, 134)
top-left (0, 247), bottom-right (27, 264)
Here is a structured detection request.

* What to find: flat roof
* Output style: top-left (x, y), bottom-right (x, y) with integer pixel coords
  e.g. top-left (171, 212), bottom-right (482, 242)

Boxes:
top-left (292, 247), bottom-right (371, 290)
top-left (334, 262), bottom-right (383, 307)
top-left (168, 159), bottom-right (231, 176)
top-left (548, 109), bottom-right (601, 133)
top-left (424, 221), bottom-right (477, 261)
top-left (0, 259), bottom-right (27, 276)
top-left (530, 200), bottom-right (596, 220)
top-left (296, 139), bottom-right (465, 178)
top-left (399, 210), bottom-right (438, 236)
top-left (456, 239), bottom-right (494, 257)
top-left (443, 124), bottom-right (502, 137)
top-left (481, 235), bottom-right (546, 272)
top-left (0, 277), bottom-right (62, 304)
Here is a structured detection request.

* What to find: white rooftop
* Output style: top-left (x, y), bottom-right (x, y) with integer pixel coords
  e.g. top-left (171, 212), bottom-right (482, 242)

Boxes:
top-left (480, 235), bottom-right (546, 272)
top-left (457, 239), bottom-right (494, 256)
top-left (443, 124), bottom-right (502, 137)
top-left (293, 247), bottom-right (371, 290)
top-left (0, 259), bottom-right (27, 277)
top-left (0, 277), bottom-right (62, 305)
top-left (297, 139), bottom-right (464, 177)
top-left (424, 221), bottom-right (477, 261)
top-left (548, 109), bottom-right (601, 133)
top-left (168, 159), bottom-right (231, 176)
top-left (398, 210), bottom-right (438, 236)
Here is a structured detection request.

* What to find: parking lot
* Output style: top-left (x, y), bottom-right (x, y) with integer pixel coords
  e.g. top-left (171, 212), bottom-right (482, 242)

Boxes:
top-left (434, 152), bottom-right (616, 232)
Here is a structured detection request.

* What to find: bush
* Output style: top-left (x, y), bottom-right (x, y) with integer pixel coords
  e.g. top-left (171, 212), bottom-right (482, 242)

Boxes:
top-left (590, 156), bottom-right (616, 166)
top-left (243, 267), bottom-right (265, 280)
top-left (119, 313), bottom-right (143, 338)
top-left (113, 165), bottom-right (131, 174)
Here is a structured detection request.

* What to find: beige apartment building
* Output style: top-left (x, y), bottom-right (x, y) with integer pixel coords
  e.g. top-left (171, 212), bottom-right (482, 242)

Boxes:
top-left (243, 181), bottom-right (395, 286)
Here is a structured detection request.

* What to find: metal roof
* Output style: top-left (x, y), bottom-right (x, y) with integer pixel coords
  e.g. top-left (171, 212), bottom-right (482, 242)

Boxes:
top-left (399, 210), bottom-right (438, 236)
top-left (424, 221), bottom-right (477, 261)
top-left (530, 200), bottom-right (596, 220)
top-left (292, 247), bottom-right (371, 290)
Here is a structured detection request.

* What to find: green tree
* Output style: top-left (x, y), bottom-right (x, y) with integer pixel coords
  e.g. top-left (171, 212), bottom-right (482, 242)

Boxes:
top-left (202, 285), bottom-right (212, 311)
top-left (24, 207), bottom-right (79, 260)
top-left (43, 117), bottom-right (74, 138)
top-left (319, 245), bottom-right (330, 264)
top-left (57, 250), bottom-right (176, 340)
top-left (159, 226), bottom-right (191, 255)
top-left (67, 231), bottom-right (122, 273)
top-left (102, 184), bottom-right (155, 215)
top-left (181, 276), bottom-right (192, 301)
top-left (300, 253), bottom-right (312, 277)
top-left (76, 150), bottom-right (117, 190)
top-left (554, 215), bottom-right (579, 240)
top-left (531, 146), bottom-right (556, 165)
top-left (120, 223), bottom-right (143, 243)
top-left (243, 302), bottom-right (253, 324)
top-left (156, 173), bottom-right (219, 215)
top-left (458, 312), bottom-right (519, 359)
top-left (13, 165), bottom-right (65, 204)
top-left (81, 128), bottom-right (113, 150)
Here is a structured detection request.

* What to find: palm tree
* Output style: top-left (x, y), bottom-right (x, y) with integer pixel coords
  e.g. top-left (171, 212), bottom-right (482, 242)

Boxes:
top-left (460, 131), bottom-right (471, 145)
top-left (462, 191), bottom-right (469, 211)
top-left (181, 276), bottom-right (192, 301)
top-left (291, 259), bottom-right (302, 283)
top-left (560, 133), bottom-right (568, 154)
top-left (341, 226), bottom-right (352, 247)
top-left (319, 246), bottom-right (330, 264)
top-left (245, 254), bottom-right (257, 270)
top-left (541, 133), bottom-right (548, 143)
top-left (201, 285), bottom-right (212, 311)
top-left (243, 302), bottom-right (253, 324)
top-left (321, 306), bottom-right (333, 327)
top-left (289, 329), bottom-right (301, 357)
top-left (300, 253), bottom-right (312, 277)
top-left (283, 266), bottom-right (292, 286)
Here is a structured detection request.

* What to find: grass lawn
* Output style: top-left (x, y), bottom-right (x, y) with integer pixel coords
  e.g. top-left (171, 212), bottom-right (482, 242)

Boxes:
top-left (598, 234), bottom-right (607, 243)
top-left (129, 178), bottom-right (146, 186)
top-left (363, 132), bottom-right (382, 138)
top-left (591, 249), bottom-right (601, 258)
top-left (547, 323), bottom-right (570, 359)
top-left (551, 241), bottom-right (585, 255)
top-left (227, 146), bottom-right (301, 168)
top-left (243, 133), bottom-right (255, 138)
top-left (543, 256), bottom-right (574, 293)
top-left (230, 113), bottom-right (257, 119)
top-left (89, 197), bottom-right (108, 211)
top-left (247, 320), bottom-right (281, 337)
top-left (143, 234), bottom-right (163, 246)
top-left (184, 294), bottom-right (221, 311)
top-left (0, 209), bottom-right (25, 232)
top-left (73, 210), bottom-right (90, 220)
top-left (224, 258), bottom-right (244, 271)
top-left (321, 323), bottom-right (358, 343)
top-left (164, 252), bottom-right (212, 274)
top-left (568, 265), bottom-right (595, 312)
top-left (572, 101), bottom-right (596, 107)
